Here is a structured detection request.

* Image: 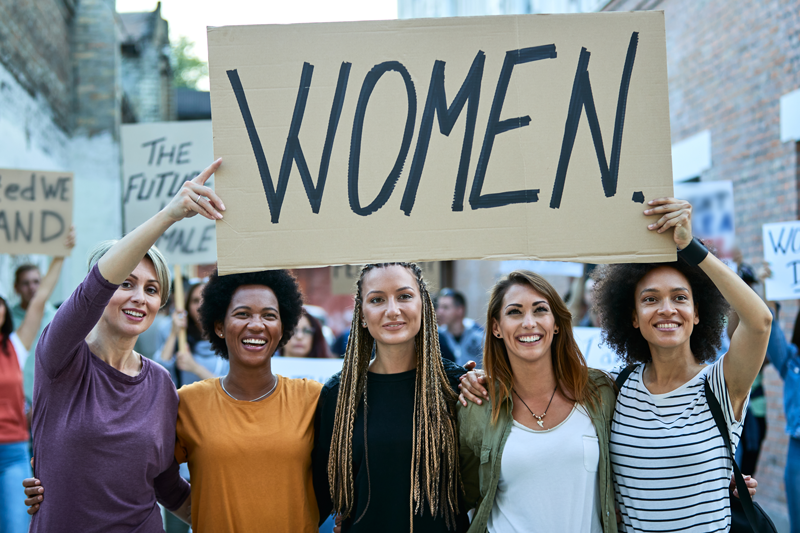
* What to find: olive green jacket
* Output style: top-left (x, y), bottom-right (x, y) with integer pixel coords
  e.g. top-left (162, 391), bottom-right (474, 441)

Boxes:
top-left (458, 369), bottom-right (618, 533)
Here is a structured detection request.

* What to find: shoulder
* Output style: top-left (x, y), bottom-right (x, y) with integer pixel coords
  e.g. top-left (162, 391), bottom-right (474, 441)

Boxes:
top-left (319, 371), bottom-right (342, 401)
top-left (145, 357), bottom-right (178, 387)
top-left (280, 376), bottom-right (323, 400)
top-left (177, 377), bottom-right (217, 400)
top-left (588, 368), bottom-right (617, 415)
top-left (441, 358), bottom-right (466, 392)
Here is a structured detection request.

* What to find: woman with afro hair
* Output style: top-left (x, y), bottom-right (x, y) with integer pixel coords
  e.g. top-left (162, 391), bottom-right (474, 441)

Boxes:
top-left (592, 198), bottom-right (771, 533)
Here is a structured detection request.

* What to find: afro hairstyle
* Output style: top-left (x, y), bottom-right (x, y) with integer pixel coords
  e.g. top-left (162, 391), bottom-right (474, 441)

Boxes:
top-left (592, 252), bottom-right (730, 365)
top-left (199, 269), bottom-right (304, 359)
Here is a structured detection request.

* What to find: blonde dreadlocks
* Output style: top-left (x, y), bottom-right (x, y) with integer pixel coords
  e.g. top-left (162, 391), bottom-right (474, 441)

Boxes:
top-left (327, 263), bottom-right (461, 530)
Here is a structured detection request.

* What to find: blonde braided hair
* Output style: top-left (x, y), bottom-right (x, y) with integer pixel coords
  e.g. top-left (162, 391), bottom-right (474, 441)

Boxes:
top-left (327, 263), bottom-right (461, 529)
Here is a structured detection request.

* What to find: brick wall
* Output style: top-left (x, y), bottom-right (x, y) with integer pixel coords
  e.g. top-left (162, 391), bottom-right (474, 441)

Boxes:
top-left (0, 0), bottom-right (75, 132)
top-left (603, 0), bottom-right (800, 522)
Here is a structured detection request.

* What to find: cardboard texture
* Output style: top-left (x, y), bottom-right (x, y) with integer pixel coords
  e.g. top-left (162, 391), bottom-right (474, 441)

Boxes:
top-left (330, 261), bottom-right (441, 295)
top-left (0, 168), bottom-right (73, 255)
top-left (207, 12), bottom-right (675, 275)
top-left (763, 221), bottom-right (800, 301)
top-left (121, 121), bottom-right (217, 265)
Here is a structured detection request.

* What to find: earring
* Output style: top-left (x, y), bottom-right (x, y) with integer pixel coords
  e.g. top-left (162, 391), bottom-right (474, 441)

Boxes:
top-left (218, 333), bottom-right (224, 338)
top-left (495, 334), bottom-right (501, 338)
top-left (362, 321), bottom-right (367, 327)
top-left (554, 328), bottom-right (559, 334)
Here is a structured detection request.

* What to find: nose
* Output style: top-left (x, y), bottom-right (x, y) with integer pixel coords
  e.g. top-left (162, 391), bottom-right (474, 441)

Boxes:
top-left (129, 284), bottom-right (145, 303)
top-left (657, 299), bottom-right (677, 315)
top-left (386, 297), bottom-right (401, 317)
top-left (522, 310), bottom-right (536, 328)
top-left (246, 316), bottom-right (267, 331)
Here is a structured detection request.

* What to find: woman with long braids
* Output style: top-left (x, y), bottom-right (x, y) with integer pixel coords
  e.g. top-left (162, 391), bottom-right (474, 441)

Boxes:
top-left (314, 262), bottom-right (470, 532)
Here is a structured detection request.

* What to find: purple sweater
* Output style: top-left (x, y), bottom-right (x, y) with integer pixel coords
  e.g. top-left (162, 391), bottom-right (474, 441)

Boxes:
top-left (30, 265), bottom-right (189, 533)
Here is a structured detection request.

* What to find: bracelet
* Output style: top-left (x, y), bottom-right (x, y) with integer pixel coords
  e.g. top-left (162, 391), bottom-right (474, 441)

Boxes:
top-left (677, 237), bottom-right (708, 266)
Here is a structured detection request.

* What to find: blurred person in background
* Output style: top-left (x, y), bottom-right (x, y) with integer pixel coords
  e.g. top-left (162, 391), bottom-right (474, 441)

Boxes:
top-left (1, 231), bottom-right (72, 533)
top-left (13, 229), bottom-right (75, 402)
top-left (282, 308), bottom-right (332, 358)
top-left (436, 288), bottom-right (484, 367)
top-left (155, 280), bottom-right (229, 387)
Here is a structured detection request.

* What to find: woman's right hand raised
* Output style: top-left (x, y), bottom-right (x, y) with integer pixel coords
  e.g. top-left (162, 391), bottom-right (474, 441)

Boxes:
top-left (172, 310), bottom-right (188, 332)
top-left (162, 158), bottom-right (225, 223)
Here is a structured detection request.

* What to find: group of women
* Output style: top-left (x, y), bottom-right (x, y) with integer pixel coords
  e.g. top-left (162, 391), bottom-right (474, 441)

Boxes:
top-left (20, 159), bottom-right (766, 533)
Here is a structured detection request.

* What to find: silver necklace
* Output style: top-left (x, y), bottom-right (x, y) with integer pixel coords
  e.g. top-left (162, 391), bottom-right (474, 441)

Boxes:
top-left (513, 386), bottom-right (557, 428)
top-left (220, 376), bottom-right (278, 402)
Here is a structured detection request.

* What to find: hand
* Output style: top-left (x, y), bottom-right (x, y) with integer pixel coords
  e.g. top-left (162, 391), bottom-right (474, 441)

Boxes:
top-left (458, 368), bottom-right (488, 407)
top-left (162, 159), bottom-right (225, 223)
top-left (64, 225), bottom-right (76, 250)
top-left (333, 514), bottom-right (342, 533)
top-left (23, 474), bottom-right (43, 515)
top-left (172, 311), bottom-right (188, 332)
top-left (175, 351), bottom-right (198, 373)
top-left (731, 474), bottom-right (757, 498)
top-left (756, 262), bottom-right (772, 282)
top-left (644, 197), bottom-right (693, 250)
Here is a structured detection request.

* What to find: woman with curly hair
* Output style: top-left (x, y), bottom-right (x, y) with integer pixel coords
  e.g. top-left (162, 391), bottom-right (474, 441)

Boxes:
top-left (173, 267), bottom-right (322, 532)
top-left (458, 270), bottom-right (618, 533)
top-left (592, 198), bottom-right (771, 533)
top-left (314, 263), bottom-right (469, 532)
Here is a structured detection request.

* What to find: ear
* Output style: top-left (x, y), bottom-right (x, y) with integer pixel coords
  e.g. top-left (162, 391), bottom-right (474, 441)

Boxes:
top-left (214, 321), bottom-right (225, 339)
top-left (632, 310), bottom-right (639, 329)
top-left (693, 304), bottom-right (700, 325)
top-left (491, 319), bottom-right (502, 339)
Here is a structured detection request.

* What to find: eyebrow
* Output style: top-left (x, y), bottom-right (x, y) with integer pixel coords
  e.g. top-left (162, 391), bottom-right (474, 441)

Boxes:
top-left (128, 274), bottom-right (160, 285)
top-left (232, 305), bottom-right (278, 313)
top-left (639, 287), bottom-right (690, 296)
top-left (504, 300), bottom-right (547, 310)
top-left (366, 286), bottom-right (415, 298)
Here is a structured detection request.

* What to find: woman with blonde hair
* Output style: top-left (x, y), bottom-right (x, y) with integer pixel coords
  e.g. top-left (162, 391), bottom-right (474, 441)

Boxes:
top-left (458, 269), bottom-right (617, 533)
top-left (314, 262), bottom-right (469, 532)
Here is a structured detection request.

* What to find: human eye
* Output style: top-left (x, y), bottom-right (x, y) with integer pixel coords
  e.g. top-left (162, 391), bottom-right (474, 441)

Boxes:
top-left (399, 292), bottom-right (413, 300)
top-left (506, 308), bottom-right (521, 315)
top-left (535, 306), bottom-right (549, 313)
top-left (369, 297), bottom-right (383, 304)
top-left (121, 281), bottom-right (133, 289)
top-left (675, 294), bottom-right (689, 302)
top-left (146, 286), bottom-right (159, 295)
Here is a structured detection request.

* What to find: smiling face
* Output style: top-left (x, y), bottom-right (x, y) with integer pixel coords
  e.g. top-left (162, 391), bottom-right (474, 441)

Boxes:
top-left (214, 285), bottom-right (282, 366)
top-left (283, 314), bottom-right (314, 358)
top-left (632, 266), bottom-right (699, 350)
top-left (360, 265), bottom-right (422, 353)
top-left (99, 258), bottom-right (161, 339)
top-left (492, 283), bottom-right (558, 368)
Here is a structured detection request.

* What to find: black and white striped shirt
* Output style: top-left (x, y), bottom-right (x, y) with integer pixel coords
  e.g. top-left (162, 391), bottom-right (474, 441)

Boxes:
top-left (610, 357), bottom-right (747, 533)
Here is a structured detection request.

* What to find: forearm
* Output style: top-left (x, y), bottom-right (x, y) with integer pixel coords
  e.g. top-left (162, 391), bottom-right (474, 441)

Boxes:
top-left (189, 362), bottom-right (214, 381)
top-left (98, 210), bottom-right (175, 284)
top-left (160, 333), bottom-right (178, 362)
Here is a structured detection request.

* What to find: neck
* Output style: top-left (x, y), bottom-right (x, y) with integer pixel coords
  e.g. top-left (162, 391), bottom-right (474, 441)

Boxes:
top-left (370, 340), bottom-right (416, 374)
top-left (224, 360), bottom-right (277, 401)
top-left (20, 300), bottom-right (30, 311)
top-left (509, 355), bottom-right (556, 398)
top-left (448, 319), bottom-right (465, 336)
top-left (85, 324), bottom-right (140, 373)
top-left (645, 341), bottom-right (704, 392)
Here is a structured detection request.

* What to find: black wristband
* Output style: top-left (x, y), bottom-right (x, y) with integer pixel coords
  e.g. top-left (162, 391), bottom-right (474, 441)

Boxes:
top-left (677, 237), bottom-right (708, 266)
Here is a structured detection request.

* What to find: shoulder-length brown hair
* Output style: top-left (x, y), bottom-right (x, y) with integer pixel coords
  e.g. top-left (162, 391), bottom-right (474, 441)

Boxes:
top-left (484, 270), bottom-right (600, 424)
top-left (302, 309), bottom-right (332, 358)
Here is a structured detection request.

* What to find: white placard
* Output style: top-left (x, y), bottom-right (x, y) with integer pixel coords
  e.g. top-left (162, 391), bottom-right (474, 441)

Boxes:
top-left (763, 220), bottom-right (800, 301)
top-left (674, 180), bottom-right (735, 256)
top-left (271, 356), bottom-right (344, 385)
top-left (573, 326), bottom-right (622, 372)
top-left (121, 121), bottom-right (216, 265)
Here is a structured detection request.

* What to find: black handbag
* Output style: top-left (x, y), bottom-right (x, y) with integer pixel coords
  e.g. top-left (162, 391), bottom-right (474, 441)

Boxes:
top-left (703, 380), bottom-right (777, 533)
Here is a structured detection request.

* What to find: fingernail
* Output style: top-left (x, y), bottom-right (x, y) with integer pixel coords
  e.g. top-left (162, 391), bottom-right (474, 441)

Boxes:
top-left (220, 203), bottom-right (226, 211)
top-left (217, 213), bottom-right (223, 219)
top-left (477, 399), bottom-right (482, 405)
top-left (648, 224), bottom-right (654, 228)
top-left (648, 200), bottom-right (654, 204)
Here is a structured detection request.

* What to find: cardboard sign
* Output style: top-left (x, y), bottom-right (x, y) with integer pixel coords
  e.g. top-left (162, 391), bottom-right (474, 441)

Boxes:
top-left (674, 181), bottom-right (735, 256)
top-left (763, 221), bottom-right (800, 301)
top-left (0, 168), bottom-right (73, 255)
top-left (121, 121), bottom-right (217, 265)
top-left (272, 356), bottom-right (344, 384)
top-left (330, 261), bottom-right (442, 295)
top-left (208, 12), bottom-right (675, 275)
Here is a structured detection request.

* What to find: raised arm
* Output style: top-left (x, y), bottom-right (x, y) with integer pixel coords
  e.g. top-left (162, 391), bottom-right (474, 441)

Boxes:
top-left (98, 159), bottom-right (223, 284)
top-left (16, 228), bottom-right (75, 350)
top-left (646, 198), bottom-right (771, 414)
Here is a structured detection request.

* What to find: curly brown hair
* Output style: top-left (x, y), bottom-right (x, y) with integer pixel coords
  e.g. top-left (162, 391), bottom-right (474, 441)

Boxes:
top-left (592, 254), bottom-right (729, 365)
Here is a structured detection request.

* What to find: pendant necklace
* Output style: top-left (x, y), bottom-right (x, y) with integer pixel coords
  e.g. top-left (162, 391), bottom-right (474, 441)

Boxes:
top-left (220, 375), bottom-right (278, 402)
top-left (513, 386), bottom-right (557, 428)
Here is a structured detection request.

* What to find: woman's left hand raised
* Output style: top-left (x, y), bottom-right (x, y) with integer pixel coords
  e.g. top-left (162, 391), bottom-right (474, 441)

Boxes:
top-left (644, 197), bottom-right (693, 250)
top-left (163, 158), bottom-right (225, 223)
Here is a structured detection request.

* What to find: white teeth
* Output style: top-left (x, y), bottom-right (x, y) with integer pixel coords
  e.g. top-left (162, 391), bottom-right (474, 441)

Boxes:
top-left (656, 324), bottom-right (679, 330)
top-left (242, 339), bottom-right (266, 345)
top-left (124, 310), bottom-right (144, 318)
top-left (519, 335), bottom-right (541, 343)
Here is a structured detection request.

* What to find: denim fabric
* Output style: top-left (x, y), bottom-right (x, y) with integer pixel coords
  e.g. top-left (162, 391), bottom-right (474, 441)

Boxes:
top-left (0, 440), bottom-right (32, 533)
top-left (787, 437), bottom-right (800, 533)
top-left (766, 317), bottom-right (800, 437)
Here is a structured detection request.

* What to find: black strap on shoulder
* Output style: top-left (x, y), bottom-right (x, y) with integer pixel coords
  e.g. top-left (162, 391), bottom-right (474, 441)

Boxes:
top-left (704, 380), bottom-right (763, 530)
top-left (615, 364), bottom-right (637, 390)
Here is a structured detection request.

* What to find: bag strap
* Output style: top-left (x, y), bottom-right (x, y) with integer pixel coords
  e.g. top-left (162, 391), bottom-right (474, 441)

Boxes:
top-left (615, 364), bottom-right (638, 390)
top-left (704, 380), bottom-right (762, 530)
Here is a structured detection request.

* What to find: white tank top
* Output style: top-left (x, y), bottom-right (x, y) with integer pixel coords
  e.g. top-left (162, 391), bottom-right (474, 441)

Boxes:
top-left (488, 404), bottom-right (603, 533)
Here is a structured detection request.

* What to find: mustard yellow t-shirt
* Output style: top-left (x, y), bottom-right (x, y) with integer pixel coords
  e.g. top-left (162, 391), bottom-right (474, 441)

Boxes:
top-left (175, 376), bottom-right (322, 532)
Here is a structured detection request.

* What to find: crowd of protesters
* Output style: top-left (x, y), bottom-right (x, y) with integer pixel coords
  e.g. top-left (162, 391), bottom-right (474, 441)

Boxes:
top-left (1, 159), bottom-right (798, 533)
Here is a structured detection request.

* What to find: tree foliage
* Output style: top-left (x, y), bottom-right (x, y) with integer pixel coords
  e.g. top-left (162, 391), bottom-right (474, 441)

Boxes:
top-left (171, 36), bottom-right (208, 89)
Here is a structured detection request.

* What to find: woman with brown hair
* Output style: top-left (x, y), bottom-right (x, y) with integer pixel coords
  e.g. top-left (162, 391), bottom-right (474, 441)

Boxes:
top-left (282, 307), bottom-right (332, 358)
top-left (314, 262), bottom-right (469, 532)
top-left (458, 270), bottom-right (618, 533)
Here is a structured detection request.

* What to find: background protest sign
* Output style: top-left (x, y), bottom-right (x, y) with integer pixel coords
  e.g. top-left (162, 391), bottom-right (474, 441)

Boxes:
top-left (674, 180), bottom-right (735, 257)
top-left (763, 221), bottom-right (800, 301)
top-left (0, 168), bottom-right (73, 255)
top-left (208, 12), bottom-right (675, 275)
top-left (573, 327), bottom-right (622, 372)
top-left (271, 356), bottom-right (344, 384)
top-left (121, 121), bottom-right (216, 265)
